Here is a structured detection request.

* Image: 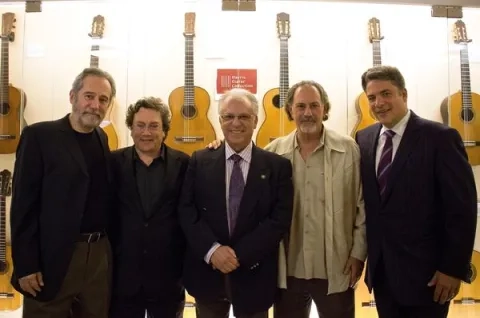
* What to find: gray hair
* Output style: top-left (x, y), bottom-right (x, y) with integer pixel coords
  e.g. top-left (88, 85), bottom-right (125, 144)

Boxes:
top-left (71, 67), bottom-right (117, 99)
top-left (218, 88), bottom-right (259, 115)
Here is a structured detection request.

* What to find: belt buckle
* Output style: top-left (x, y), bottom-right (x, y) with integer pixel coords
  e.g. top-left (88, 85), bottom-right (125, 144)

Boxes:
top-left (87, 232), bottom-right (100, 243)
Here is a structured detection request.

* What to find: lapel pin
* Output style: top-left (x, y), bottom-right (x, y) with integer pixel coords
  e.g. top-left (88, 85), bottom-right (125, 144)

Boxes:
top-left (261, 174), bottom-right (266, 179)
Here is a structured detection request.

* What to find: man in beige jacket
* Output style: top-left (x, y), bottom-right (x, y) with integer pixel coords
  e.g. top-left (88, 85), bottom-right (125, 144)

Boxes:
top-left (268, 80), bottom-right (366, 318)
top-left (208, 80), bottom-right (366, 317)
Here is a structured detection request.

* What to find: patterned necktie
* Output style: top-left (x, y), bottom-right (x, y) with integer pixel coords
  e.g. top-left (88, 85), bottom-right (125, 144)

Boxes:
top-left (228, 154), bottom-right (245, 235)
top-left (377, 130), bottom-right (396, 199)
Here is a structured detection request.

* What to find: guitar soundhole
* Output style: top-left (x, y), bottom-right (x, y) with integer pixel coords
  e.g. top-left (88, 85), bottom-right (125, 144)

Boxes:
top-left (0, 102), bottom-right (10, 116)
top-left (272, 94), bottom-right (281, 109)
top-left (461, 108), bottom-right (474, 122)
top-left (0, 261), bottom-right (7, 273)
top-left (182, 105), bottom-right (197, 119)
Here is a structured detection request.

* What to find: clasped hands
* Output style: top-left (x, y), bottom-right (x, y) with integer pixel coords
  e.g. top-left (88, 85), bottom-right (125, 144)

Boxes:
top-left (210, 245), bottom-right (239, 274)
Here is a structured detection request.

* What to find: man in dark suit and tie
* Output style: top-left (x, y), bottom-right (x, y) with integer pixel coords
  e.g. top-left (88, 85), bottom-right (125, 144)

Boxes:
top-left (355, 65), bottom-right (477, 318)
top-left (10, 67), bottom-right (116, 317)
top-left (178, 88), bottom-right (294, 318)
top-left (109, 97), bottom-right (189, 318)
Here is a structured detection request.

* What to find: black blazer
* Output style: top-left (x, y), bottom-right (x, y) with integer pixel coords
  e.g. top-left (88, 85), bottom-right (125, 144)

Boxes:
top-left (10, 114), bottom-right (113, 301)
top-left (109, 145), bottom-right (189, 300)
top-left (178, 143), bottom-right (293, 314)
top-left (355, 111), bottom-right (477, 306)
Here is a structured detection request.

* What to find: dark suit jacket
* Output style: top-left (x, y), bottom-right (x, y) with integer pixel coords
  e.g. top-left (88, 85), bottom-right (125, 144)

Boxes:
top-left (355, 111), bottom-right (477, 306)
top-left (178, 143), bottom-right (293, 314)
top-left (109, 145), bottom-right (189, 300)
top-left (10, 114), bottom-right (113, 301)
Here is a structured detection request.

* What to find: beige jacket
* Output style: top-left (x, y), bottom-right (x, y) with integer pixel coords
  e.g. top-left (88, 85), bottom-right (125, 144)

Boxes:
top-left (264, 127), bottom-right (367, 295)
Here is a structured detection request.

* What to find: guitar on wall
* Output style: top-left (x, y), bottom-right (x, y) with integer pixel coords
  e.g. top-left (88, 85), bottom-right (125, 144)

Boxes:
top-left (0, 12), bottom-right (27, 155)
top-left (256, 12), bottom-right (296, 148)
top-left (0, 169), bottom-right (22, 311)
top-left (453, 250), bottom-right (480, 305)
top-left (88, 15), bottom-right (119, 151)
top-left (350, 17), bottom-right (383, 139)
top-left (166, 12), bottom-right (216, 156)
top-left (440, 20), bottom-right (480, 166)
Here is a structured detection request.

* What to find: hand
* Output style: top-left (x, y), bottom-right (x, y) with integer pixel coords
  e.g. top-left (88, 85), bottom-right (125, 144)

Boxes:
top-left (343, 256), bottom-right (364, 288)
top-left (211, 246), bottom-right (239, 274)
top-left (19, 272), bottom-right (44, 297)
top-left (428, 271), bottom-right (461, 304)
top-left (206, 139), bottom-right (223, 150)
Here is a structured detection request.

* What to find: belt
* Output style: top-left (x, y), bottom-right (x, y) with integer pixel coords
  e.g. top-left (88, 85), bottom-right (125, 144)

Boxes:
top-left (77, 231), bottom-right (105, 243)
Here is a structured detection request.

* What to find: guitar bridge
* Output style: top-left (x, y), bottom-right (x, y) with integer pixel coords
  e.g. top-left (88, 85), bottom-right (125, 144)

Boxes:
top-left (453, 297), bottom-right (480, 305)
top-left (361, 300), bottom-right (377, 307)
top-left (0, 292), bottom-right (14, 298)
top-left (174, 136), bottom-right (205, 143)
top-left (463, 141), bottom-right (480, 147)
top-left (0, 134), bottom-right (15, 140)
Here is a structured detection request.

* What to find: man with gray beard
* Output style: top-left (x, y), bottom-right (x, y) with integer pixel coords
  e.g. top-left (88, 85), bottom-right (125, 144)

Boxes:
top-left (10, 67), bottom-right (115, 318)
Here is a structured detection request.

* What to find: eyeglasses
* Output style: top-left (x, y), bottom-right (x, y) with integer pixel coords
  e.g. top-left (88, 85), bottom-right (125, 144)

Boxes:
top-left (132, 123), bottom-right (161, 132)
top-left (220, 114), bottom-right (254, 122)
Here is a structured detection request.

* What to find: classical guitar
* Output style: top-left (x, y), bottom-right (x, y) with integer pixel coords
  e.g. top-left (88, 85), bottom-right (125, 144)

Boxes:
top-left (166, 12), bottom-right (216, 156)
top-left (0, 169), bottom-right (22, 311)
top-left (440, 20), bottom-right (480, 166)
top-left (350, 17), bottom-right (383, 139)
top-left (256, 12), bottom-right (296, 148)
top-left (88, 15), bottom-right (119, 151)
top-left (0, 12), bottom-right (27, 155)
top-left (453, 250), bottom-right (480, 305)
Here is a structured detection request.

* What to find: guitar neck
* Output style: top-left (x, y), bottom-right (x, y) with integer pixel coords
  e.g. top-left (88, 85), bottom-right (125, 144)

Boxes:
top-left (372, 40), bottom-right (382, 66)
top-left (1, 36), bottom-right (10, 103)
top-left (90, 44), bottom-right (99, 68)
top-left (184, 36), bottom-right (194, 106)
top-left (460, 45), bottom-right (472, 108)
top-left (0, 196), bottom-right (6, 263)
top-left (279, 38), bottom-right (289, 107)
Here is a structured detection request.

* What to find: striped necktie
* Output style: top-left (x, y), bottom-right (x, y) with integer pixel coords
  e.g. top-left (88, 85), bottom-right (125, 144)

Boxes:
top-left (228, 154), bottom-right (244, 235)
top-left (377, 130), bottom-right (395, 199)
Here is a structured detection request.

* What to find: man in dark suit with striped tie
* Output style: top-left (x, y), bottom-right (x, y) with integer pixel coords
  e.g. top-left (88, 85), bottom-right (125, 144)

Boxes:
top-left (178, 88), bottom-right (294, 318)
top-left (355, 65), bottom-right (477, 318)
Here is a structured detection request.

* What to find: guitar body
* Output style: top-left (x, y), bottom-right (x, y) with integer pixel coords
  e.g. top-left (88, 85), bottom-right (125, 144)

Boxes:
top-left (440, 91), bottom-right (480, 166)
top-left (256, 87), bottom-right (296, 148)
top-left (453, 250), bottom-right (480, 304)
top-left (100, 100), bottom-right (119, 150)
top-left (166, 85), bottom-right (216, 155)
top-left (351, 92), bottom-right (377, 138)
top-left (0, 245), bottom-right (22, 311)
top-left (0, 85), bottom-right (26, 154)
top-left (354, 268), bottom-right (378, 318)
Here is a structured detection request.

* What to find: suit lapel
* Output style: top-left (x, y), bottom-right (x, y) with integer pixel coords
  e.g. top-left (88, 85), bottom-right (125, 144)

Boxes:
top-left (366, 124), bottom-right (382, 203)
top-left (122, 147), bottom-right (145, 215)
top-left (382, 113), bottom-right (421, 204)
top-left (59, 116), bottom-right (88, 176)
top-left (232, 146), bottom-right (268, 238)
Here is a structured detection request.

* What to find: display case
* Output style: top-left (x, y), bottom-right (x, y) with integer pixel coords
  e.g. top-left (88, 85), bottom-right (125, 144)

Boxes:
top-left (0, 0), bottom-right (479, 317)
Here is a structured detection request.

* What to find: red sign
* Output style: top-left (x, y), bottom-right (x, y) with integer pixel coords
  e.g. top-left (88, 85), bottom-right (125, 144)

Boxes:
top-left (216, 69), bottom-right (257, 94)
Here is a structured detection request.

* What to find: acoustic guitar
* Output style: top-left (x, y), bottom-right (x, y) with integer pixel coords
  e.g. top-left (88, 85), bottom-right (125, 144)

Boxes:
top-left (0, 169), bottom-right (22, 311)
top-left (256, 13), bottom-right (296, 148)
top-left (88, 15), bottom-right (119, 151)
top-left (453, 250), bottom-right (480, 305)
top-left (166, 12), bottom-right (216, 156)
top-left (350, 17), bottom-right (383, 139)
top-left (0, 12), bottom-right (27, 155)
top-left (440, 20), bottom-right (480, 166)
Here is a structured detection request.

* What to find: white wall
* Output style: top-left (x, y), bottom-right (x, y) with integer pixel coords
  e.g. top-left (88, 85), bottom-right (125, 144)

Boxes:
top-left (0, 1), bottom-right (479, 316)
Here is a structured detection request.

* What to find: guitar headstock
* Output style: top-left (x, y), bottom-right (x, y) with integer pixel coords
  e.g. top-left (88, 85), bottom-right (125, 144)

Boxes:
top-left (452, 20), bottom-right (472, 44)
top-left (1, 12), bottom-right (16, 42)
top-left (276, 12), bottom-right (291, 40)
top-left (0, 169), bottom-right (12, 197)
top-left (184, 12), bottom-right (196, 38)
top-left (89, 15), bottom-right (105, 39)
top-left (368, 17), bottom-right (383, 43)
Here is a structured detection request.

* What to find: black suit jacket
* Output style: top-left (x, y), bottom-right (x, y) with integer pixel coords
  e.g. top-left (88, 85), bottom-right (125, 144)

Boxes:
top-left (356, 111), bottom-right (477, 306)
top-left (178, 143), bottom-right (293, 314)
top-left (10, 114), bottom-right (113, 301)
top-left (109, 145), bottom-right (189, 300)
